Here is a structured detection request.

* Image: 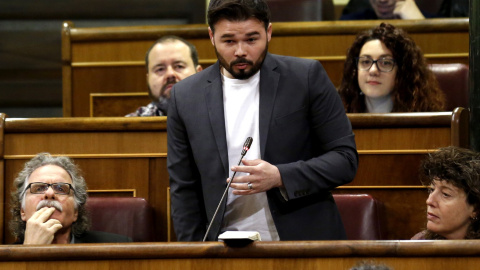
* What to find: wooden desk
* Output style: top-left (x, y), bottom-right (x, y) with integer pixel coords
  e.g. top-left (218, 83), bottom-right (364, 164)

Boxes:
top-left (62, 18), bottom-right (469, 116)
top-left (90, 92), bottom-right (150, 117)
top-left (0, 109), bottom-right (469, 243)
top-left (1, 241), bottom-right (480, 269)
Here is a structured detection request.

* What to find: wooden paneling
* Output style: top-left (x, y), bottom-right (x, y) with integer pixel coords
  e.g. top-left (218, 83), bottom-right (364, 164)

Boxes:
top-left (354, 127), bottom-right (450, 150)
top-left (351, 154), bottom-right (426, 186)
top-left (90, 92), bottom-right (150, 117)
top-left (4, 132), bottom-right (166, 156)
top-left (0, 110), bottom-right (469, 243)
top-left (149, 157), bottom-right (170, 242)
top-left (2, 241), bottom-right (480, 269)
top-left (63, 18), bottom-right (469, 116)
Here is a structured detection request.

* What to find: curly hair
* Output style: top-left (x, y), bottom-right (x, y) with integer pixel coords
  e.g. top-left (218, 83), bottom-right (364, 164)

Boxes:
top-left (338, 22), bottom-right (445, 113)
top-left (9, 153), bottom-right (90, 242)
top-left (420, 146), bottom-right (480, 239)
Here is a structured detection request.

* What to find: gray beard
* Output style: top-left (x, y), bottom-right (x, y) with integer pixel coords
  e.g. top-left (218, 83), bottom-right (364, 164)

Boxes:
top-left (36, 200), bottom-right (63, 212)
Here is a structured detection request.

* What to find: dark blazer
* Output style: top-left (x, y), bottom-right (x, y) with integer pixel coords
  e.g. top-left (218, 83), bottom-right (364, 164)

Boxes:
top-left (75, 231), bottom-right (132, 243)
top-left (14, 230), bottom-right (132, 244)
top-left (168, 53), bottom-right (358, 241)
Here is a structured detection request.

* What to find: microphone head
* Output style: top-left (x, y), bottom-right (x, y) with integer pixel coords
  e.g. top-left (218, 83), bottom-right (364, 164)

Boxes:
top-left (244, 137), bottom-right (253, 148)
top-left (241, 137), bottom-right (253, 156)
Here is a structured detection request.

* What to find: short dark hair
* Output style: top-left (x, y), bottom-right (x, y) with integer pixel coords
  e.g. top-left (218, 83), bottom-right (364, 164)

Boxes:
top-left (145, 35), bottom-right (199, 71)
top-left (207, 0), bottom-right (271, 33)
top-left (421, 146), bottom-right (480, 239)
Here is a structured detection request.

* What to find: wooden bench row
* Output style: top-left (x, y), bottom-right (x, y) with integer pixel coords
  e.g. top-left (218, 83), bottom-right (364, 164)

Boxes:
top-left (62, 18), bottom-right (469, 116)
top-left (0, 108), bottom-right (469, 243)
top-left (89, 61), bottom-right (470, 117)
top-left (2, 241), bottom-right (480, 269)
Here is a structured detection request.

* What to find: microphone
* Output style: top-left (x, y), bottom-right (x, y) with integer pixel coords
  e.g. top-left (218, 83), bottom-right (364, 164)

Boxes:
top-left (202, 136), bottom-right (253, 242)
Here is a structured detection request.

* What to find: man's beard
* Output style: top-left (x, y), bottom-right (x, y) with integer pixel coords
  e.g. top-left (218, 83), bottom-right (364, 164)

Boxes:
top-left (215, 42), bottom-right (268, 80)
top-left (148, 77), bottom-right (177, 102)
top-left (148, 82), bottom-right (171, 115)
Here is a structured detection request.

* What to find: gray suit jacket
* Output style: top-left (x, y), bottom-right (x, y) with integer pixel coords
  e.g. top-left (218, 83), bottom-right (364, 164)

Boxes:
top-left (168, 53), bottom-right (358, 241)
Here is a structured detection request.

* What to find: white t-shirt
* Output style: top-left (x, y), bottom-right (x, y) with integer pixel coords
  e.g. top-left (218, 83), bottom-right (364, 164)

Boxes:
top-left (220, 71), bottom-right (280, 241)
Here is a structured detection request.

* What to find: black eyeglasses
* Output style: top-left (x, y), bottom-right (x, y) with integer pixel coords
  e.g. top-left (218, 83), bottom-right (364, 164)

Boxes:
top-left (24, 182), bottom-right (75, 195)
top-left (355, 56), bottom-right (396, 72)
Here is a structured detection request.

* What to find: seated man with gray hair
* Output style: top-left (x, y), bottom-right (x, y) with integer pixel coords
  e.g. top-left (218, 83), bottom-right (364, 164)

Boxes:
top-left (10, 153), bottom-right (131, 244)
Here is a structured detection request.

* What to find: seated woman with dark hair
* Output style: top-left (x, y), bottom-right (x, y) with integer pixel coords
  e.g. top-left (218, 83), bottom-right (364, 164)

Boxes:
top-left (338, 23), bottom-right (445, 113)
top-left (412, 146), bottom-right (480, 240)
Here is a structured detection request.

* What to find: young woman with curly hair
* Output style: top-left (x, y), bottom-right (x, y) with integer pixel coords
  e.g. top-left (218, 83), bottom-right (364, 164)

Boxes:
top-left (338, 22), bottom-right (445, 113)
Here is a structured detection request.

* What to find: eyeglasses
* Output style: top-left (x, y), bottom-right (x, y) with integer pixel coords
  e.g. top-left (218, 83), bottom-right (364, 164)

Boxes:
top-left (24, 182), bottom-right (75, 195)
top-left (355, 56), bottom-right (396, 72)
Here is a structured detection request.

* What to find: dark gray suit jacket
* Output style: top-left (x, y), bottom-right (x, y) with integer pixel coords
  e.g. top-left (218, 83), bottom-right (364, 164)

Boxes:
top-left (74, 231), bottom-right (132, 243)
top-left (14, 231), bottom-right (132, 244)
top-left (167, 53), bottom-right (358, 241)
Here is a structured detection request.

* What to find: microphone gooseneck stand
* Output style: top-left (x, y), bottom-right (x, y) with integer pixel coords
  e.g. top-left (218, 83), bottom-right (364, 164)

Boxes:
top-left (202, 137), bottom-right (253, 242)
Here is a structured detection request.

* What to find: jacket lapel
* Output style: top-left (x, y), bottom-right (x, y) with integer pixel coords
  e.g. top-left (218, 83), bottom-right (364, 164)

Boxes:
top-left (204, 62), bottom-right (229, 175)
top-left (203, 54), bottom-right (279, 173)
top-left (259, 53), bottom-right (279, 159)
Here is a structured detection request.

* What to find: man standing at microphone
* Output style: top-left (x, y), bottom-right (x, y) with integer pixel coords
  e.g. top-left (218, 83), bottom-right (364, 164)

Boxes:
top-left (167, 0), bottom-right (358, 241)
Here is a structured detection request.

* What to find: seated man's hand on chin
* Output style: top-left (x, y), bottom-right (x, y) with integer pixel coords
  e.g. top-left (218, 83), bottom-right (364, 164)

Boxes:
top-left (394, 0), bottom-right (425, 19)
top-left (23, 207), bottom-right (63, 245)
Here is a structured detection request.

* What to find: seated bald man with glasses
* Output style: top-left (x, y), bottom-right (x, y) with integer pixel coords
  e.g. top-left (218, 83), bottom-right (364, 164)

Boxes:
top-left (10, 153), bottom-right (131, 244)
